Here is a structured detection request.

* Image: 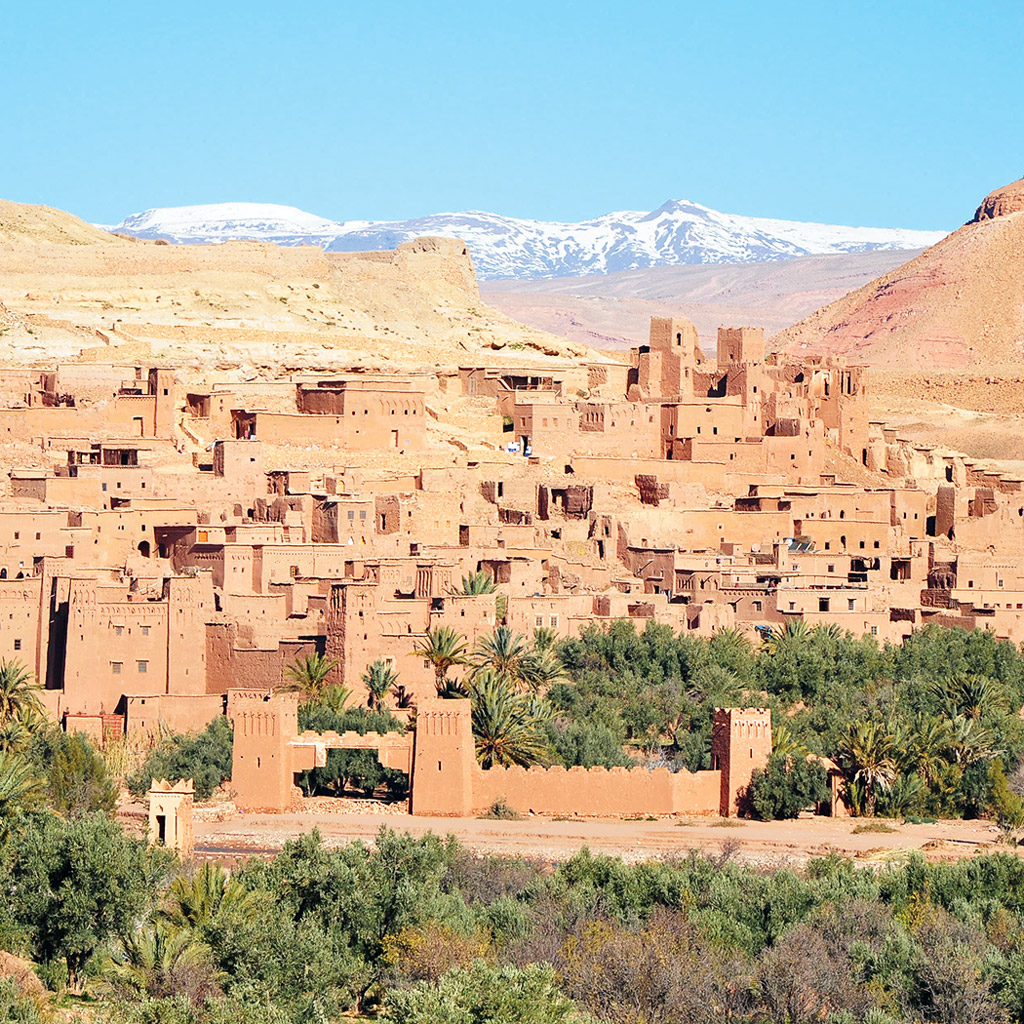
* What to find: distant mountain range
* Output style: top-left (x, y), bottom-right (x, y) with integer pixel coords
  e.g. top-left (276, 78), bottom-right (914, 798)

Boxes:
top-left (108, 200), bottom-right (947, 281)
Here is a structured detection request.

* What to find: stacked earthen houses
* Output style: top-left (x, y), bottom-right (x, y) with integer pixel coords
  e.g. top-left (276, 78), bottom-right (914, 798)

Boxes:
top-left (0, 317), bottom-right (1019, 746)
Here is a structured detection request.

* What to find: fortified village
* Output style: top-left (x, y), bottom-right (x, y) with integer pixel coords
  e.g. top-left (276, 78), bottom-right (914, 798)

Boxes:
top-left (2, 200), bottom-right (1023, 821)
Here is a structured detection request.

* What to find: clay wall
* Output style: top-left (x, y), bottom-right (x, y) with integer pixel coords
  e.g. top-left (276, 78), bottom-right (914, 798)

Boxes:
top-left (0, 577), bottom-right (42, 671)
top-left (125, 693), bottom-right (225, 737)
top-left (237, 410), bottom-right (423, 451)
top-left (665, 400), bottom-right (748, 444)
top-left (472, 763), bottom-right (723, 817)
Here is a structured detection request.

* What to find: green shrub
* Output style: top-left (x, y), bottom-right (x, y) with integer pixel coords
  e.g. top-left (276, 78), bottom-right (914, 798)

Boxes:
top-left (47, 732), bottom-right (117, 817)
top-left (748, 752), bottom-right (830, 820)
top-left (546, 720), bottom-right (634, 769)
top-left (296, 704), bottom-right (408, 798)
top-left (383, 961), bottom-right (582, 1024)
top-left (479, 799), bottom-right (523, 821)
top-left (127, 718), bottom-right (233, 801)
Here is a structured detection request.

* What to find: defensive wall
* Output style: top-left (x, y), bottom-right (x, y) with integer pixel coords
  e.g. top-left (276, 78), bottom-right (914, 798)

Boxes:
top-left (227, 690), bottom-right (771, 818)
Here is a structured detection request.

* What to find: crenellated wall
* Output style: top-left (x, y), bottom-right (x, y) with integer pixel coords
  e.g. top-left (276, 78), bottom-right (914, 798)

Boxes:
top-left (228, 691), bottom-right (770, 818)
top-left (470, 762), bottom-right (721, 817)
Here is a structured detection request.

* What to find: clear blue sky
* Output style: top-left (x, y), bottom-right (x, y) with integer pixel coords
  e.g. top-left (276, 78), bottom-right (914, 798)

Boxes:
top-left (3, 0), bottom-right (1020, 229)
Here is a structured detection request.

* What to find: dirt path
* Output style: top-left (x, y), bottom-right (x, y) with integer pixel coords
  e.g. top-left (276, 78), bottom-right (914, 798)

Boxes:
top-left (194, 807), bottom-right (1004, 866)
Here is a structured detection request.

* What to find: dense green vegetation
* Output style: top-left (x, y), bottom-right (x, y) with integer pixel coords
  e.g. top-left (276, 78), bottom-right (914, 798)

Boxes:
top-left (9, 811), bottom-right (1024, 1023)
top-left (549, 620), bottom-right (1024, 819)
top-left (295, 703), bottom-right (409, 798)
top-left (127, 718), bottom-right (234, 802)
top-left (9, 623), bottom-right (1024, 1020)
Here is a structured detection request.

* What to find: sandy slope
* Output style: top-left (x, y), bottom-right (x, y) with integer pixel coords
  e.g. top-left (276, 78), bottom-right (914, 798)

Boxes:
top-left (0, 199), bottom-right (590, 373)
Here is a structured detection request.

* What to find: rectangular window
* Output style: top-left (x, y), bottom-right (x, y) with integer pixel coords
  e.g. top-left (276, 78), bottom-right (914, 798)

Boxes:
top-left (13, 639), bottom-right (20, 651)
top-left (347, 510), bottom-right (355, 520)
top-left (140, 626), bottom-right (150, 636)
top-left (359, 510), bottom-right (367, 520)
top-left (535, 616), bottom-right (543, 627)
top-left (114, 626), bottom-right (123, 636)
top-left (550, 615), bottom-right (558, 628)
top-left (753, 600), bottom-right (762, 612)
top-left (137, 660), bottom-right (148, 673)
top-left (112, 662), bottom-right (122, 674)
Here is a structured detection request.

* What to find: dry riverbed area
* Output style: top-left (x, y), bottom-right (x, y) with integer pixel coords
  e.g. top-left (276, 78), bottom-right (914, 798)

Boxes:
top-left (190, 799), bottom-right (1005, 866)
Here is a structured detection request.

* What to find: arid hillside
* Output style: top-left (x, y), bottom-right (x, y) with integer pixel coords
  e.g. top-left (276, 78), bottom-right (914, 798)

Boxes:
top-left (0, 198), bottom-right (116, 245)
top-left (483, 249), bottom-right (921, 351)
top-left (771, 178), bottom-right (1024, 459)
top-left (0, 199), bottom-right (588, 374)
top-left (774, 177), bottom-right (1024, 370)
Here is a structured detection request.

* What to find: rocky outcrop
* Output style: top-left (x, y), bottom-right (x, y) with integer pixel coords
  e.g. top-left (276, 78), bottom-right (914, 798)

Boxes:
top-left (972, 177), bottom-right (1024, 222)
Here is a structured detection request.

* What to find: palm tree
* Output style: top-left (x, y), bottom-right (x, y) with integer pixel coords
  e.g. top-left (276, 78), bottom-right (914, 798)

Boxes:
top-left (319, 684), bottom-right (352, 715)
top-left (0, 660), bottom-right (42, 734)
top-left (771, 723), bottom-right (808, 760)
top-left (761, 620), bottom-right (809, 656)
top-left (518, 650), bottom-right (567, 692)
top-left (414, 626), bottom-right (470, 695)
top-left (532, 627), bottom-right (558, 654)
top-left (0, 750), bottom-right (45, 818)
top-left (945, 715), bottom-right (1001, 766)
top-left (456, 569), bottom-right (497, 595)
top-left (469, 671), bottom-right (552, 769)
top-left (362, 660), bottom-right (399, 711)
top-left (103, 922), bottom-right (224, 1005)
top-left (933, 673), bottom-right (1008, 720)
top-left (473, 626), bottom-right (530, 687)
top-left (159, 862), bottom-right (264, 933)
top-left (708, 627), bottom-right (754, 675)
top-left (285, 652), bottom-right (338, 701)
top-left (902, 714), bottom-right (952, 788)
top-left (836, 721), bottom-right (898, 817)
top-left (0, 717), bottom-right (31, 754)
top-left (436, 677), bottom-right (470, 699)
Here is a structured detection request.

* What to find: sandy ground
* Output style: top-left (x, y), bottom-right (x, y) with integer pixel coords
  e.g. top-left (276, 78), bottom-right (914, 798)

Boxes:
top-left (192, 804), bottom-right (1005, 866)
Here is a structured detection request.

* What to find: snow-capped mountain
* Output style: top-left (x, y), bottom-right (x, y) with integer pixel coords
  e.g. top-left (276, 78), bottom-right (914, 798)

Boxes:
top-left (109, 200), bottom-right (947, 281)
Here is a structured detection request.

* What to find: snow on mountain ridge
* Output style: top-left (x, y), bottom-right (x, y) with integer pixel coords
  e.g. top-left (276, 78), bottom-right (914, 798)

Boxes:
top-left (109, 201), bottom-right (948, 280)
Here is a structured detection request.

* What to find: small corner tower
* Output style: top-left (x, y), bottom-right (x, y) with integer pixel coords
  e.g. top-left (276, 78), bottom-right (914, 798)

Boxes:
top-left (148, 778), bottom-right (195, 857)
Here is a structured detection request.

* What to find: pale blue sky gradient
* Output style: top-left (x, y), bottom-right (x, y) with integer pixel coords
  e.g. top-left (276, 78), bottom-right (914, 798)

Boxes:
top-left (2, 0), bottom-right (1020, 228)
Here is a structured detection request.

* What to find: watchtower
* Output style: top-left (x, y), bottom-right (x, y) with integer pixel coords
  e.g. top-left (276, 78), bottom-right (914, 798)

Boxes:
top-left (711, 707), bottom-right (772, 816)
top-left (410, 698), bottom-right (475, 816)
top-left (716, 327), bottom-right (765, 368)
top-left (228, 690), bottom-right (300, 812)
top-left (642, 317), bottom-right (704, 399)
top-left (148, 368), bottom-right (176, 438)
